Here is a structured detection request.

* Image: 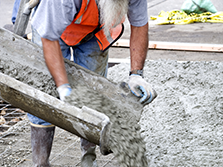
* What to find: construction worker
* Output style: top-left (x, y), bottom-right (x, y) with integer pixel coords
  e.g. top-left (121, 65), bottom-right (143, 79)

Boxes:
top-left (28, 0), bottom-right (157, 166)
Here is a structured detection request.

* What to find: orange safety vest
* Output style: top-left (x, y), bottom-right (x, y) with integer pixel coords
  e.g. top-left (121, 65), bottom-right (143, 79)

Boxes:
top-left (61, 0), bottom-right (124, 51)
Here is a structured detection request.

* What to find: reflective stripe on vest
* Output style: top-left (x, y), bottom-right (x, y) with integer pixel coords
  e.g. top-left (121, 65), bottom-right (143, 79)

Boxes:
top-left (61, 0), bottom-right (123, 51)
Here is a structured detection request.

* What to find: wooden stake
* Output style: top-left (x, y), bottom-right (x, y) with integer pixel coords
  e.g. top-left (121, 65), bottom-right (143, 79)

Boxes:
top-left (113, 39), bottom-right (223, 52)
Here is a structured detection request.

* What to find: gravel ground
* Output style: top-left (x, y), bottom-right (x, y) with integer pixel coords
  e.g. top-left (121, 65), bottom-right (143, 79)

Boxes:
top-left (108, 59), bottom-right (223, 166)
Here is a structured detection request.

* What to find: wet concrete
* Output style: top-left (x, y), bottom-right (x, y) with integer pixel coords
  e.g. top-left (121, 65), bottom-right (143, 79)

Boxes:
top-left (1, 59), bottom-right (222, 166)
top-left (0, 28), bottom-right (146, 165)
top-left (108, 59), bottom-right (223, 166)
top-left (65, 85), bottom-right (148, 166)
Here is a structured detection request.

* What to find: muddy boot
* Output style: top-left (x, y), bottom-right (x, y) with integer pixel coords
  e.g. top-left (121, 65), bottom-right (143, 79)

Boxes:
top-left (80, 138), bottom-right (98, 167)
top-left (31, 123), bottom-right (55, 167)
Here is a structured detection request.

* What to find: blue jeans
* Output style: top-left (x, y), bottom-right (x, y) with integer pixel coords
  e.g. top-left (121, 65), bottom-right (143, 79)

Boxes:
top-left (12, 0), bottom-right (21, 24)
top-left (27, 28), bottom-right (109, 125)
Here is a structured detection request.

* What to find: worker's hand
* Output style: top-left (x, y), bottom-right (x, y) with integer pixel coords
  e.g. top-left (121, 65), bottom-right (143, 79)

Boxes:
top-left (56, 83), bottom-right (72, 101)
top-left (128, 74), bottom-right (157, 105)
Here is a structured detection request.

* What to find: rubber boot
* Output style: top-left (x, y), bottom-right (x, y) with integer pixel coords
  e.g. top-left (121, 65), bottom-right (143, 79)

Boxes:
top-left (31, 123), bottom-right (55, 167)
top-left (80, 138), bottom-right (98, 167)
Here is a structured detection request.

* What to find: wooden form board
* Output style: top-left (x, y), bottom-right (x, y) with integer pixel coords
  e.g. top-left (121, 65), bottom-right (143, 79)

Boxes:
top-left (113, 39), bottom-right (223, 52)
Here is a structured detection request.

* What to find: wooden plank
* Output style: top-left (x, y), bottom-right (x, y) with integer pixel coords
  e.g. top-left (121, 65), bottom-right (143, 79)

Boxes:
top-left (113, 39), bottom-right (223, 52)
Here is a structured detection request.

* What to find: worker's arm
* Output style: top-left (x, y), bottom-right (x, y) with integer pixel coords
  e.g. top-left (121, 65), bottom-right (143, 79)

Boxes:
top-left (41, 38), bottom-right (68, 87)
top-left (129, 23), bottom-right (148, 71)
top-left (41, 38), bottom-right (71, 100)
top-left (128, 23), bottom-right (157, 105)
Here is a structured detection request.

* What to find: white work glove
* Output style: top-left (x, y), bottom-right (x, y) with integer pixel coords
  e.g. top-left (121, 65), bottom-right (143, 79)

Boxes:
top-left (128, 74), bottom-right (157, 105)
top-left (56, 83), bottom-right (72, 101)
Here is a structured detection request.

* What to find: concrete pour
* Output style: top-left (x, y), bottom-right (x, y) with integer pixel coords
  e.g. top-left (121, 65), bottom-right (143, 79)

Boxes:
top-left (1, 58), bottom-right (223, 166)
top-left (0, 26), bottom-right (223, 167)
top-left (0, 28), bottom-right (147, 166)
top-left (0, 45), bottom-right (147, 166)
top-left (65, 86), bottom-right (148, 166)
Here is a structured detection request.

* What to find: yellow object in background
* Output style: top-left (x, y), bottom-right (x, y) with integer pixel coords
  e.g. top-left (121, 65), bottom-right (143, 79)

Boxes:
top-left (150, 10), bottom-right (223, 25)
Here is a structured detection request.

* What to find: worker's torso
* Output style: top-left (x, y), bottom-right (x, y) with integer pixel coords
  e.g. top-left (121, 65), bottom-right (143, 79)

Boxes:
top-left (61, 0), bottom-right (123, 51)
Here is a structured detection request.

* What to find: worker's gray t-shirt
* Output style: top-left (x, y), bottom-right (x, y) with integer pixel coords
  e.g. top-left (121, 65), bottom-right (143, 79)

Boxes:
top-left (31, 0), bottom-right (148, 41)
